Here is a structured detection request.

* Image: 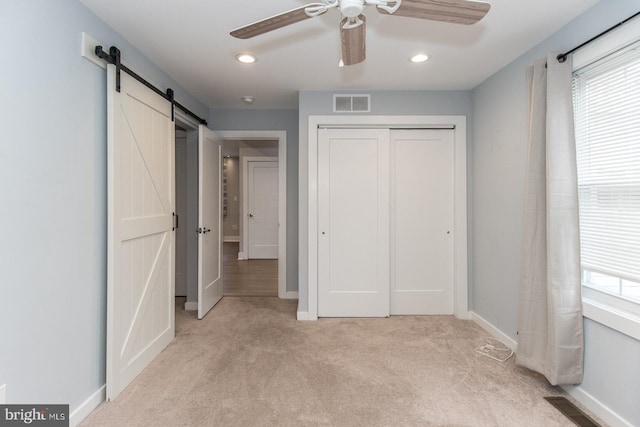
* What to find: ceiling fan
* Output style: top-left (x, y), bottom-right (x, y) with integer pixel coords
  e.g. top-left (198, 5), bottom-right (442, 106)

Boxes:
top-left (230, 0), bottom-right (491, 66)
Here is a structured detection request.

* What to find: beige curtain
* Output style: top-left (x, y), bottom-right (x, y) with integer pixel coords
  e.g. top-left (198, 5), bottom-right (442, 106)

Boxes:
top-left (516, 53), bottom-right (583, 385)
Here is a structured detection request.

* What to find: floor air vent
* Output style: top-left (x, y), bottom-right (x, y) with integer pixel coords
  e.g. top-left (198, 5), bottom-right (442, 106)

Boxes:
top-left (544, 397), bottom-right (600, 427)
top-left (334, 94), bottom-right (371, 113)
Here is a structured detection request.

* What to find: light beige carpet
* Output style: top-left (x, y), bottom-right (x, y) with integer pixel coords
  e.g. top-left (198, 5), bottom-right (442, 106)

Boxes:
top-left (82, 297), bottom-right (602, 426)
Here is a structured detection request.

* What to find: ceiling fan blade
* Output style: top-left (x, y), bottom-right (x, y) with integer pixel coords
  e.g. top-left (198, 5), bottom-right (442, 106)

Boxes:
top-left (230, 4), bottom-right (327, 39)
top-left (378, 0), bottom-right (490, 25)
top-left (340, 16), bottom-right (366, 66)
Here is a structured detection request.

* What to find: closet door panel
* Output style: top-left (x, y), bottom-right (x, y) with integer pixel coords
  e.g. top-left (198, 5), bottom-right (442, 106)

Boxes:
top-left (390, 130), bottom-right (454, 315)
top-left (318, 128), bottom-right (390, 317)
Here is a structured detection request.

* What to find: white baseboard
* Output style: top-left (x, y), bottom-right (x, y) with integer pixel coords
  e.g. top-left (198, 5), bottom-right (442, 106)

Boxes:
top-left (224, 236), bottom-right (240, 243)
top-left (562, 385), bottom-right (633, 427)
top-left (69, 385), bottom-right (105, 427)
top-left (282, 291), bottom-right (298, 300)
top-left (184, 301), bottom-right (198, 311)
top-left (469, 312), bottom-right (632, 426)
top-left (456, 310), bottom-right (471, 321)
top-left (0, 384), bottom-right (6, 404)
top-left (237, 252), bottom-right (247, 260)
top-left (297, 311), bottom-right (309, 320)
top-left (469, 311), bottom-right (518, 350)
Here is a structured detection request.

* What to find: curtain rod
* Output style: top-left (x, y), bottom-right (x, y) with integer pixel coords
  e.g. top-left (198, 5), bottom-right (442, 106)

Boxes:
top-left (557, 10), bottom-right (640, 63)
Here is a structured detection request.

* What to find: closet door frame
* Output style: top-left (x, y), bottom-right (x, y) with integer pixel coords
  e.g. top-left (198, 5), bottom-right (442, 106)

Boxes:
top-left (306, 115), bottom-right (468, 321)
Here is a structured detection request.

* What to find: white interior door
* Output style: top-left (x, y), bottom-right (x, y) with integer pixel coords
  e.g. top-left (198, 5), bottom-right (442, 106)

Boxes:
top-left (318, 128), bottom-right (390, 317)
top-left (174, 135), bottom-right (187, 297)
top-left (247, 161), bottom-right (279, 259)
top-left (390, 129), bottom-right (454, 315)
top-left (198, 126), bottom-right (223, 319)
top-left (106, 66), bottom-right (175, 400)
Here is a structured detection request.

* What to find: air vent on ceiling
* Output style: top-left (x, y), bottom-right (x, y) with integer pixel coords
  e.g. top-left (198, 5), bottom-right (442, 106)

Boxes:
top-left (333, 94), bottom-right (371, 113)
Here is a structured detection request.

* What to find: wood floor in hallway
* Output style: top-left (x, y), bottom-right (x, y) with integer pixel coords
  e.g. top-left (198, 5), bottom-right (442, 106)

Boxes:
top-left (223, 242), bottom-right (278, 297)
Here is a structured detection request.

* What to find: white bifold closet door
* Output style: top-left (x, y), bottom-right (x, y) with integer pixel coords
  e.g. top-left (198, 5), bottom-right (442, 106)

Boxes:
top-left (390, 130), bottom-right (454, 315)
top-left (317, 128), bottom-right (454, 317)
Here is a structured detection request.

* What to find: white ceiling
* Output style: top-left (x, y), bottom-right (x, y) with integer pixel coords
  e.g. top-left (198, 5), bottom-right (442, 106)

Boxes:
top-left (80, 0), bottom-right (599, 109)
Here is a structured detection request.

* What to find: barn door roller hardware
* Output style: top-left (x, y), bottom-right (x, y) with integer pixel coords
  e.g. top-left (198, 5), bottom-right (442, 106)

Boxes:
top-left (94, 45), bottom-right (207, 126)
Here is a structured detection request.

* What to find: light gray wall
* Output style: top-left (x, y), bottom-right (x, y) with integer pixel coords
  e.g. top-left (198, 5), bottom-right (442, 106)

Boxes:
top-left (297, 90), bottom-right (474, 312)
top-left (209, 109), bottom-right (299, 293)
top-left (0, 0), bottom-right (207, 412)
top-left (471, 0), bottom-right (640, 424)
top-left (223, 157), bottom-right (240, 239)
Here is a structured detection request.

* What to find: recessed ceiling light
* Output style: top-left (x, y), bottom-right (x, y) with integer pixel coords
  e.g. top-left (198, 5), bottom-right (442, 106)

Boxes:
top-left (236, 53), bottom-right (257, 64)
top-left (410, 54), bottom-right (429, 63)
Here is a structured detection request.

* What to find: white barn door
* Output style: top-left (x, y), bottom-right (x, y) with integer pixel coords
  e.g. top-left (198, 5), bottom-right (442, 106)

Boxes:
top-left (198, 125), bottom-right (223, 319)
top-left (106, 66), bottom-right (175, 400)
top-left (390, 130), bottom-right (454, 315)
top-left (318, 129), bottom-right (390, 317)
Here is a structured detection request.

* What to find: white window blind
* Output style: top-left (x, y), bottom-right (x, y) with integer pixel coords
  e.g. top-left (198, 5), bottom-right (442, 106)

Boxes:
top-left (572, 39), bottom-right (640, 303)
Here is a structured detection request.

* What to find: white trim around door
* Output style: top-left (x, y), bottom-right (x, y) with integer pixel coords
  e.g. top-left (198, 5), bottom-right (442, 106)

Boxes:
top-left (307, 115), bottom-right (468, 321)
top-left (215, 131), bottom-right (289, 300)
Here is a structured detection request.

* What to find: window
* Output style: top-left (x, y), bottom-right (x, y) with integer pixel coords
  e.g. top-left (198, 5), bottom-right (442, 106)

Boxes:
top-left (572, 36), bottom-right (640, 336)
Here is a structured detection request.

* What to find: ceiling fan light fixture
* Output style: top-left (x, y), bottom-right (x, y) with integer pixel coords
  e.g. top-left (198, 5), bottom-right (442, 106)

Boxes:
top-left (340, 0), bottom-right (365, 18)
top-left (236, 53), bottom-right (257, 64)
top-left (410, 53), bottom-right (429, 63)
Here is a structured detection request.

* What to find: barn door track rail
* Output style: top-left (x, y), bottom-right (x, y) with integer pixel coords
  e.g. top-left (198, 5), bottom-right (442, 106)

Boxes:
top-left (95, 45), bottom-right (207, 125)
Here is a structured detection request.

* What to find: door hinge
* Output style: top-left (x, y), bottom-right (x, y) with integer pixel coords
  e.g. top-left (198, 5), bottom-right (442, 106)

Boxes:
top-left (172, 212), bottom-right (178, 231)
